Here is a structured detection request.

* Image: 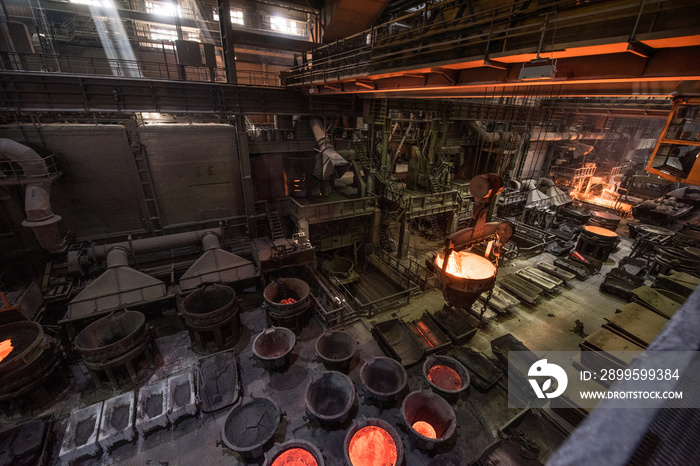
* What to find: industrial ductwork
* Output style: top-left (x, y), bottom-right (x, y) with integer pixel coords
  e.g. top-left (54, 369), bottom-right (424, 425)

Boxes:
top-left (178, 231), bottom-right (258, 292)
top-left (310, 117), bottom-right (351, 180)
top-left (0, 139), bottom-right (63, 251)
top-left (63, 247), bottom-right (170, 322)
top-left (466, 121), bottom-right (624, 143)
top-left (68, 228), bottom-right (225, 274)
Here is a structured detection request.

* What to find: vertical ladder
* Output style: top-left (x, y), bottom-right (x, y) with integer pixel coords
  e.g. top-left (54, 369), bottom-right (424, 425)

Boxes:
top-left (133, 155), bottom-right (163, 236)
top-left (268, 210), bottom-right (285, 240)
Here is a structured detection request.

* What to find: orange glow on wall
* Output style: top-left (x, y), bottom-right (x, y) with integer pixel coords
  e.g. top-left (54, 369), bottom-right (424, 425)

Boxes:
top-left (427, 365), bottom-right (462, 391)
top-left (435, 251), bottom-right (496, 280)
top-left (0, 339), bottom-right (13, 363)
top-left (412, 421), bottom-right (437, 439)
top-left (348, 426), bottom-right (398, 466)
top-left (271, 448), bottom-right (318, 466)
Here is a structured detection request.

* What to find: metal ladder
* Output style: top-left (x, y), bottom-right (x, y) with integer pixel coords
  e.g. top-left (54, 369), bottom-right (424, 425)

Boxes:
top-left (268, 209), bottom-right (285, 240)
top-left (132, 154), bottom-right (163, 236)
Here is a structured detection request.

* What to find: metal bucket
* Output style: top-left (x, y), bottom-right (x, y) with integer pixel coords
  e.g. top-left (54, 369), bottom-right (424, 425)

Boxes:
top-left (180, 284), bottom-right (239, 330)
top-left (222, 397), bottom-right (281, 460)
top-left (343, 417), bottom-right (404, 466)
top-left (263, 439), bottom-right (325, 466)
top-left (305, 371), bottom-right (355, 426)
top-left (315, 330), bottom-right (357, 373)
top-left (74, 310), bottom-right (146, 362)
top-left (423, 355), bottom-right (470, 403)
top-left (253, 326), bottom-right (296, 371)
top-left (401, 390), bottom-right (456, 451)
top-left (359, 357), bottom-right (407, 406)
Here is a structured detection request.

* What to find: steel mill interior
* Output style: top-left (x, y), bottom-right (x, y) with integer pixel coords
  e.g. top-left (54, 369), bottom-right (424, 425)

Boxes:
top-left (0, 0), bottom-right (700, 465)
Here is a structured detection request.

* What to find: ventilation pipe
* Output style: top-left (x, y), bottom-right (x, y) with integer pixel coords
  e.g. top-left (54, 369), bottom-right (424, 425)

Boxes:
top-left (67, 228), bottom-right (224, 274)
top-left (309, 117), bottom-right (351, 180)
top-left (0, 139), bottom-right (62, 252)
top-left (466, 121), bottom-right (624, 143)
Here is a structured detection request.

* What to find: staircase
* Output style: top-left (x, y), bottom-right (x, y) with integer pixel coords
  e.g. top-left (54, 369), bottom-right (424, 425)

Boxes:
top-left (268, 210), bottom-right (285, 240)
top-left (380, 226), bottom-right (397, 252)
top-left (428, 214), bottom-right (443, 238)
top-left (353, 139), bottom-right (372, 173)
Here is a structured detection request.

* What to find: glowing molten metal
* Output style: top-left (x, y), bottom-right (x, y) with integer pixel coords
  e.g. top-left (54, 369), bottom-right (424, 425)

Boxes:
top-left (583, 226), bottom-right (618, 237)
top-left (427, 365), bottom-right (462, 391)
top-left (271, 448), bottom-right (318, 466)
top-left (0, 339), bottom-right (13, 363)
top-left (435, 251), bottom-right (496, 280)
top-left (348, 426), bottom-right (398, 466)
top-left (412, 421), bottom-right (437, 439)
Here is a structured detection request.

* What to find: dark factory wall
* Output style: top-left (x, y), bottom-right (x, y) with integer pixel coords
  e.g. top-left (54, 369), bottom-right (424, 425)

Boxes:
top-left (0, 125), bottom-right (146, 240)
top-left (0, 124), bottom-right (247, 243)
top-left (138, 124), bottom-right (245, 228)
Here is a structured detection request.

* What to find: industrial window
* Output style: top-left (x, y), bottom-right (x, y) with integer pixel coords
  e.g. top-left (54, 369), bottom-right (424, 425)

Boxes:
top-left (212, 9), bottom-right (244, 25)
top-left (146, 1), bottom-right (181, 17)
top-left (270, 16), bottom-right (304, 36)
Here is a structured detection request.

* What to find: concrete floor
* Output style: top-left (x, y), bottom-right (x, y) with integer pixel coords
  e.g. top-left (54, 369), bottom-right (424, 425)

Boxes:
top-left (13, 215), bottom-right (660, 466)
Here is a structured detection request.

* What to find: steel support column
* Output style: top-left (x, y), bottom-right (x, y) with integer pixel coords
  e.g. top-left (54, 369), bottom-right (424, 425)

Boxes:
top-left (217, 0), bottom-right (237, 84)
top-left (397, 218), bottom-right (410, 260)
top-left (235, 115), bottom-right (257, 237)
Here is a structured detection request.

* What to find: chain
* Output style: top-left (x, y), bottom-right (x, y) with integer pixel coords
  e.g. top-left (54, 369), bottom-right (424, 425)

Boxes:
top-left (480, 284), bottom-right (494, 319)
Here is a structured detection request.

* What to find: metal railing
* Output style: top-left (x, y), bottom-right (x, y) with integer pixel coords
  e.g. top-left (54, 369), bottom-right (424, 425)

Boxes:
top-left (405, 190), bottom-right (459, 218)
top-left (284, 0), bottom-right (681, 86)
top-left (0, 153), bottom-right (63, 186)
top-left (370, 245), bottom-right (435, 292)
top-left (282, 196), bottom-right (377, 223)
top-left (0, 52), bottom-right (280, 86)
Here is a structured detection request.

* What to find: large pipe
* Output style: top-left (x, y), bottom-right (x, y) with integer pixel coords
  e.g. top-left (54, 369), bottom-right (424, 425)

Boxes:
top-left (466, 121), bottom-right (624, 143)
top-left (0, 139), bottom-right (62, 251)
top-left (88, 228), bottom-right (223, 262)
top-left (309, 117), bottom-right (351, 180)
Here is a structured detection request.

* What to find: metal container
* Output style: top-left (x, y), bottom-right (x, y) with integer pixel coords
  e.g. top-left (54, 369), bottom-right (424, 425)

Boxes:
top-left (222, 397), bottom-right (281, 461)
top-left (343, 417), bottom-right (404, 466)
top-left (434, 252), bottom-right (497, 310)
top-left (263, 278), bottom-right (312, 330)
top-left (401, 390), bottom-right (457, 451)
top-left (263, 439), bottom-right (325, 466)
top-left (422, 355), bottom-right (471, 403)
top-left (74, 310), bottom-right (146, 362)
top-left (253, 326), bottom-right (296, 371)
top-left (305, 371), bottom-right (355, 426)
top-left (315, 330), bottom-right (357, 373)
top-left (0, 321), bottom-right (71, 416)
top-left (587, 211), bottom-right (621, 231)
top-left (359, 357), bottom-right (407, 406)
top-left (263, 278), bottom-right (311, 316)
top-left (576, 225), bottom-right (620, 261)
top-left (181, 284), bottom-right (239, 329)
top-left (322, 257), bottom-right (354, 277)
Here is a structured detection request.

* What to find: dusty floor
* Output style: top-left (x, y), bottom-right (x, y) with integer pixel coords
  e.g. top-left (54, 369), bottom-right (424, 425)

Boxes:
top-left (7, 215), bottom-right (662, 465)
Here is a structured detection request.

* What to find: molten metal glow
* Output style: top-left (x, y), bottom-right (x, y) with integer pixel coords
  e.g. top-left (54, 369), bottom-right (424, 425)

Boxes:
top-left (271, 448), bottom-right (318, 466)
top-left (348, 426), bottom-right (398, 466)
top-left (0, 339), bottom-right (13, 363)
top-left (412, 421), bottom-right (437, 439)
top-left (583, 225), bottom-right (618, 237)
top-left (427, 365), bottom-right (462, 391)
top-left (435, 251), bottom-right (496, 280)
top-left (575, 192), bottom-right (632, 213)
